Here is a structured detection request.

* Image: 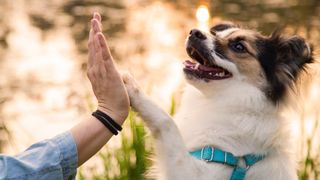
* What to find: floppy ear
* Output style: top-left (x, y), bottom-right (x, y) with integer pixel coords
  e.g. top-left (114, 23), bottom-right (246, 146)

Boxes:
top-left (257, 32), bottom-right (313, 103)
top-left (273, 34), bottom-right (313, 83)
top-left (210, 22), bottom-right (239, 33)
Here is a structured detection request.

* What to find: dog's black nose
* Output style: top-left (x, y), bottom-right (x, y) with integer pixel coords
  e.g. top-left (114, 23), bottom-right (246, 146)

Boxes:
top-left (189, 29), bottom-right (207, 40)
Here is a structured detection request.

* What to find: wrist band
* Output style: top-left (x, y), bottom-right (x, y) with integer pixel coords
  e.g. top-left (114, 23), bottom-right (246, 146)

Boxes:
top-left (95, 110), bottom-right (122, 131)
top-left (92, 110), bottom-right (122, 135)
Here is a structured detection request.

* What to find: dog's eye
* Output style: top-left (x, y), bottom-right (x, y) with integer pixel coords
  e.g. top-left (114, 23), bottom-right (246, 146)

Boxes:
top-left (210, 29), bottom-right (216, 36)
top-left (230, 42), bottom-right (247, 53)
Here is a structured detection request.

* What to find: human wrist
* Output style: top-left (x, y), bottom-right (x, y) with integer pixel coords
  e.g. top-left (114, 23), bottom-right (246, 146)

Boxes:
top-left (97, 105), bottom-right (127, 125)
top-left (92, 109), bottom-right (123, 135)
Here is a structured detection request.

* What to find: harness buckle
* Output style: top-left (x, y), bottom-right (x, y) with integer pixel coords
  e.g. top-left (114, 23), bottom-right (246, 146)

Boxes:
top-left (200, 147), bottom-right (205, 161)
top-left (200, 146), bottom-right (215, 162)
top-left (210, 146), bottom-right (215, 161)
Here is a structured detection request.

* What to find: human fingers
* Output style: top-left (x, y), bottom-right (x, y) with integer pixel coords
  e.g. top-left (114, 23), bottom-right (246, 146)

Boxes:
top-left (91, 19), bottom-right (101, 34)
top-left (93, 12), bottom-right (103, 31)
top-left (97, 32), bottom-right (113, 63)
top-left (88, 32), bottom-right (94, 68)
top-left (88, 35), bottom-right (105, 80)
top-left (93, 12), bottom-right (101, 22)
top-left (87, 19), bottom-right (96, 68)
top-left (94, 34), bottom-right (104, 62)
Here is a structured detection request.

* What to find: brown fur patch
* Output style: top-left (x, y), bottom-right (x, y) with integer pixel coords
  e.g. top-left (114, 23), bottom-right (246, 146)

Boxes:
top-left (216, 29), bottom-right (266, 86)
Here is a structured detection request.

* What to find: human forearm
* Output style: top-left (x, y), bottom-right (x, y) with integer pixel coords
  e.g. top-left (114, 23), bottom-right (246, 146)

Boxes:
top-left (70, 113), bottom-right (125, 166)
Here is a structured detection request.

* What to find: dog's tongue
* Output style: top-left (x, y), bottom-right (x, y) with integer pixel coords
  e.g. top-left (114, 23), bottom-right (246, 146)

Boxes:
top-left (183, 60), bottom-right (232, 80)
top-left (184, 60), bottom-right (222, 72)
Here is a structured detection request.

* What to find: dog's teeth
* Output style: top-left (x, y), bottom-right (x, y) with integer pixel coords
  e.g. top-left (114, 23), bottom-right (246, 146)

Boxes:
top-left (219, 72), bottom-right (225, 77)
top-left (209, 72), bottom-right (212, 75)
top-left (195, 63), bottom-right (200, 69)
top-left (191, 48), bottom-right (195, 55)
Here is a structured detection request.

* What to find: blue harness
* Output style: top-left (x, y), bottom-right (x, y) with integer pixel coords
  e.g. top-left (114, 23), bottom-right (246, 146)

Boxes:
top-left (190, 146), bottom-right (265, 180)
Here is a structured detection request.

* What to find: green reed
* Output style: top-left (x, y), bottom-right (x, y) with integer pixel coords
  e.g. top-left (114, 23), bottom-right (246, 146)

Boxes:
top-left (298, 110), bottom-right (320, 180)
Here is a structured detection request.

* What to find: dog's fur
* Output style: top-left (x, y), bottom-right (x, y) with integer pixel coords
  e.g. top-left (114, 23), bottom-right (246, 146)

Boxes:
top-left (123, 22), bottom-right (313, 180)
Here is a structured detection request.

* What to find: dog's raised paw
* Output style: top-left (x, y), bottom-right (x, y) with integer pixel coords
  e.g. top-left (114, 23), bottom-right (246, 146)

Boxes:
top-left (121, 71), bottom-right (141, 97)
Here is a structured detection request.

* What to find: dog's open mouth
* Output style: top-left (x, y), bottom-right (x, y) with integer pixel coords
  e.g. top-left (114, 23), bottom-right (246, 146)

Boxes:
top-left (183, 47), bottom-right (232, 80)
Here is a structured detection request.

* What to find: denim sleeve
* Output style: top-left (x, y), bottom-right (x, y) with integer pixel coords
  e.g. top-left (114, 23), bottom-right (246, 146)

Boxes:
top-left (0, 131), bottom-right (78, 180)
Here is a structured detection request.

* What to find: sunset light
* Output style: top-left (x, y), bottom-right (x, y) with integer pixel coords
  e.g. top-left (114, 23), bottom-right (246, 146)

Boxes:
top-left (196, 5), bottom-right (210, 31)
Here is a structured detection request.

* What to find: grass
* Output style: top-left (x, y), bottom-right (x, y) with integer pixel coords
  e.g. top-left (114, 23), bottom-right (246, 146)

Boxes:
top-left (298, 110), bottom-right (320, 180)
top-left (299, 137), bottom-right (320, 180)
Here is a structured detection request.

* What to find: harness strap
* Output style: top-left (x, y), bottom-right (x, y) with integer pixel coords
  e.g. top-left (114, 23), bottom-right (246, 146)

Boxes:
top-left (190, 146), bottom-right (265, 180)
top-left (230, 167), bottom-right (246, 180)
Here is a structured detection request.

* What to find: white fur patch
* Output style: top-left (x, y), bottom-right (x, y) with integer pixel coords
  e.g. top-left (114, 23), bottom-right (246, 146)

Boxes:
top-left (216, 28), bottom-right (239, 38)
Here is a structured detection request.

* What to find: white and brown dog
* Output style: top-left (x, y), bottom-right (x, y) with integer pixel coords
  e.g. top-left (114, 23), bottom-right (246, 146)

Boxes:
top-left (123, 22), bottom-right (313, 180)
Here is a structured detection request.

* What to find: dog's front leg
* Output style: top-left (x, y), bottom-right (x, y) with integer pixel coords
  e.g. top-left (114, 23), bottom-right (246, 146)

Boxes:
top-left (122, 73), bottom-right (200, 180)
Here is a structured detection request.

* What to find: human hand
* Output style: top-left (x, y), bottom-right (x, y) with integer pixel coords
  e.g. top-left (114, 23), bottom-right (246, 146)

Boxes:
top-left (87, 12), bottom-right (129, 123)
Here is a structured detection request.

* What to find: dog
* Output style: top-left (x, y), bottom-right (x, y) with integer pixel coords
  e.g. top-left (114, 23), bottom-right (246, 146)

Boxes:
top-left (122, 22), bottom-right (313, 180)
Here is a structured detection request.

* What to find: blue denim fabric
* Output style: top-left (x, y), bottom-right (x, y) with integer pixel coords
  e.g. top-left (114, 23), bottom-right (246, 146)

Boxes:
top-left (0, 131), bottom-right (78, 180)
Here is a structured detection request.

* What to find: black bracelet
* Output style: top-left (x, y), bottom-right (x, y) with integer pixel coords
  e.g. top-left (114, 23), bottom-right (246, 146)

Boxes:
top-left (95, 110), bottom-right (122, 131)
top-left (92, 110), bottom-right (122, 135)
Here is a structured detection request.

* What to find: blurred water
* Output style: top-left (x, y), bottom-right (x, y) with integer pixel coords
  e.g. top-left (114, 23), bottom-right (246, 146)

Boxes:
top-left (0, 0), bottom-right (319, 177)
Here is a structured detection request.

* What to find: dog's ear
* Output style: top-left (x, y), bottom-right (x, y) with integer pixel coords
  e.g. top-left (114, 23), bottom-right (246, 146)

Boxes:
top-left (210, 22), bottom-right (239, 33)
top-left (257, 32), bottom-right (313, 103)
top-left (271, 33), bottom-right (313, 83)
